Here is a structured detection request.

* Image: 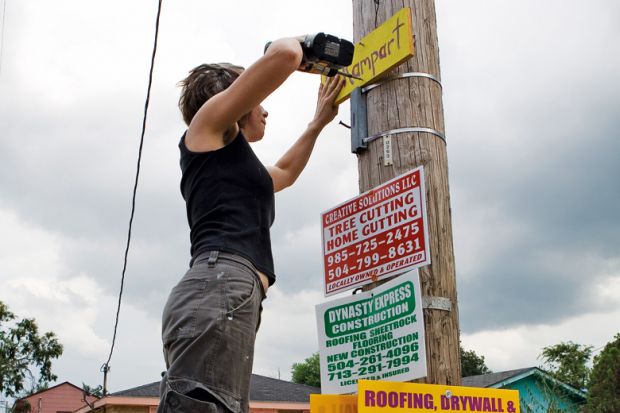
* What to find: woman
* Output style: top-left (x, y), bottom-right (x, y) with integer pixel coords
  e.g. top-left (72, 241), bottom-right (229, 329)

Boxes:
top-left (158, 37), bottom-right (344, 413)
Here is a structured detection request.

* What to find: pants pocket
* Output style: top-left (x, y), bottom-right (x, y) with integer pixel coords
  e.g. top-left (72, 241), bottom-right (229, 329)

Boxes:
top-left (162, 276), bottom-right (209, 345)
top-left (162, 390), bottom-right (219, 413)
top-left (222, 264), bottom-right (257, 318)
top-left (159, 378), bottom-right (235, 413)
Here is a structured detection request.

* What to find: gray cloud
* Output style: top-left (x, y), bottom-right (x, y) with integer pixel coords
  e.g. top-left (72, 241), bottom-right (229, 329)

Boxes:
top-left (440, 0), bottom-right (620, 332)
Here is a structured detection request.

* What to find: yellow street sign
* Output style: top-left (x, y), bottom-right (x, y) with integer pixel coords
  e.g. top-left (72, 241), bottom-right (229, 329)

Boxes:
top-left (311, 394), bottom-right (358, 413)
top-left (330, 7), bottom-right (414, 103)
top-left (358, 380), bottom-right (520, 413)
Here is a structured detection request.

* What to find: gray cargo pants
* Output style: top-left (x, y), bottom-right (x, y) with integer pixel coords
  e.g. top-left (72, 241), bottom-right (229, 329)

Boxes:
top-left (157, 251), bottom-right (266, 413)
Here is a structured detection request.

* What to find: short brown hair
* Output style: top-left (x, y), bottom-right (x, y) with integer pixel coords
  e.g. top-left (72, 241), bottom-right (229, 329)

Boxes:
top-left (178, 63), bottom-right (244, 126)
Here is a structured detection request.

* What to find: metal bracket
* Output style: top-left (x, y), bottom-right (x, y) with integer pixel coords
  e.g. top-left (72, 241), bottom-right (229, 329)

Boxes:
top-left (365, 127), bottom-right (446, 144)
top-left (422, 296), bottom-right (452, 311)
top-left (362, 71), bottom-right (443, 94)
top-left (350, 72), bottom-right (446, 153)
top-left (350, 88), bottom-right (368, 153)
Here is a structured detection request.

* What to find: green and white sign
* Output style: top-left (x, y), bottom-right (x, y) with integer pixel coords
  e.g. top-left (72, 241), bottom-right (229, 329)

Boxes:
top-left (315, 270), bottom-right (427, 394)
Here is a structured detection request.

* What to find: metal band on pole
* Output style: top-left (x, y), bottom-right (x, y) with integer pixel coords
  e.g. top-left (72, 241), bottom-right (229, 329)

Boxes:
top-left (364, 127), bottom-right (447, 144)
top-left (422, 296), bottom-right (452, 312)
top-left (362, 72), bottom-right (442, 94)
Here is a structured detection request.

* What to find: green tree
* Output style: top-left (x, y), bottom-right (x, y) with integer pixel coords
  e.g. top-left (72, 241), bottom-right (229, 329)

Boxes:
top-left (82, 382), bottom-right (103, 399)
top-left (586, 333), bottom-right (620, 413)
top-left (460, 345), bottom-right (491, 377)
top-left (291, 353), bottom-right (320, 388)
top-left (539, 341), bottom-right (593, 390)
top-left (0, 301), bottom-right (63, 398)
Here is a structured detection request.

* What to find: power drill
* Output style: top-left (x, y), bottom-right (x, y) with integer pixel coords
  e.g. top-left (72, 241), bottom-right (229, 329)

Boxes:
top-left (265, 33), bottom-right (360, 80)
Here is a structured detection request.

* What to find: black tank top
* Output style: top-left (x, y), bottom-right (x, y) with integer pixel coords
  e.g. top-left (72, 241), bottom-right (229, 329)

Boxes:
top-left (179, 131), bottom-right (276, 284)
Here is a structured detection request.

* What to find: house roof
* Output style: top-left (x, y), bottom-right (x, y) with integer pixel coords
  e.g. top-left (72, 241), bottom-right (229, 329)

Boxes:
top-left (16, 381), bottom-right (86, 401)
top-left (112, 381), bottom-right (160, 398)
top-left (112, 374), bottom-right (320, 402)
top-left (461, 367), bottom-right (534, 388)
top-left (462, 366), bottom-right (586, 401)
top-left (249, 374), bottom-right (320, 402)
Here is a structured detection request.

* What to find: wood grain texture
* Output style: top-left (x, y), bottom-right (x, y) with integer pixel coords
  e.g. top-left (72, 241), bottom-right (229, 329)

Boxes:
top-left (352, 0), bottom-right (461, 385)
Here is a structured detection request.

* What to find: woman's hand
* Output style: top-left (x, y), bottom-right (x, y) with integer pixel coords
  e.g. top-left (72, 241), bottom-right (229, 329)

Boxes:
top-left (310, 75), bottom-right (345, 130)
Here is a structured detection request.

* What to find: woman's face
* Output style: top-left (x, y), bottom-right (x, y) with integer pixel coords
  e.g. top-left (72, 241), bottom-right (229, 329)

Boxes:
top-left (241, 105), bottom-right (268, 142)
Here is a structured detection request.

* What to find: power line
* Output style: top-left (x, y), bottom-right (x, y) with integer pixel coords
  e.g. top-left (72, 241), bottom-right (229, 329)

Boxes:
top-left (101, 0), bottom-right (163, 395)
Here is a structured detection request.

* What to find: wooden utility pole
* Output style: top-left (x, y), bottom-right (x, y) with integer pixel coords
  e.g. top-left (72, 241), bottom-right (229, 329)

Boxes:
top-left (352, 0), bottom-right (461, 385)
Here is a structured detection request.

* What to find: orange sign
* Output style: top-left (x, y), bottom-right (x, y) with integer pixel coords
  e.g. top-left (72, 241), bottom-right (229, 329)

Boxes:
top-left (358, 380), bottom-right (520, 413)
top-left (311, 394), bottom-right (358, 413)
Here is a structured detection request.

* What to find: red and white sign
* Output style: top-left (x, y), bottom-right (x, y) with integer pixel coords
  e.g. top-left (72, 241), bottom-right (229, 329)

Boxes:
top-left (321, 167), bottom-right (430, 296)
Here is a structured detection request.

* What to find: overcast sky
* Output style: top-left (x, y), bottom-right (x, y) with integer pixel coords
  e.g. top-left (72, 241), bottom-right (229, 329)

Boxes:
top-left (1, 0), bottom-right (619, 396)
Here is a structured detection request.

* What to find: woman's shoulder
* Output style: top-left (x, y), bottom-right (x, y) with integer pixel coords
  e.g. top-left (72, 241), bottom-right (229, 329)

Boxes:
top-left (179, 130), bottom-right (247, 157)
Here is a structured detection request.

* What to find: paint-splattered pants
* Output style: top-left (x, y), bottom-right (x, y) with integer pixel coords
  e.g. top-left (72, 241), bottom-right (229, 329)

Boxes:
top-left (157, 251), bottom-right (265, 413)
